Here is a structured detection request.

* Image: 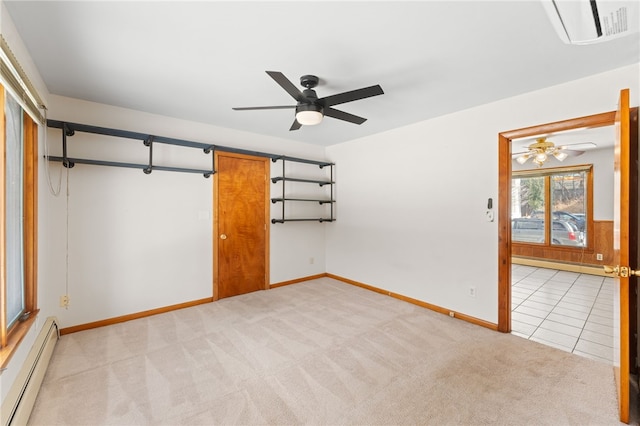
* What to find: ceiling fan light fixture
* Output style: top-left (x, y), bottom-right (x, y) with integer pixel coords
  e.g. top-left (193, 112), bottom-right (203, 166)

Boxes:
top-left (534, 152), bottom-right (547, 163)
top-left (295, 104), bottom-right (324, 126)
top-left (533, 153), bottom-right (547, 167)
top-left (516, 154), bottom-right (530, 165)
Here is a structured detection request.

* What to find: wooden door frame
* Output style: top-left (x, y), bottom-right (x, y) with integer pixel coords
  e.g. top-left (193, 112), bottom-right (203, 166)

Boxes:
top-left (497, 111), bottom-right (619, 332)
top-left (213, 151), bottom-right (270, 301)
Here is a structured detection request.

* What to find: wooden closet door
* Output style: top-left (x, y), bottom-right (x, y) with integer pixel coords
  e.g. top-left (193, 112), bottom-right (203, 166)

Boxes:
top-left (214, 152), bottom-right (269, 299)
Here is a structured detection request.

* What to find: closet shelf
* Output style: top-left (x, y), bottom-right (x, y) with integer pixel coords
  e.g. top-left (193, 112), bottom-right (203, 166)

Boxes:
top-left (271, 218), bottom-right (335, 224)
top-left (270, 176), bottom-right (333, 186)
top-left (47, 156), bottom-right (214, 176)
top-left (271, 198), bottom-right (334, 204)
top-left (46, 120), bottom-right (333, 178)
top-left (271, 157), bottom-right (335, 224)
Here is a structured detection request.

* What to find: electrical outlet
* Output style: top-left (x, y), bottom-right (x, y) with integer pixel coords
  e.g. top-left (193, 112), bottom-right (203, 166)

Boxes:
top-left (60, 295), bottom-right (69, 308)
top-left (309, 257), bottom-right (315, 265)
top-left (596, 253), bottom-right (603, 261)
top-left (449, 311), bottom-right (455, 318)
top-left (469, 286), bottom-right (476, 298)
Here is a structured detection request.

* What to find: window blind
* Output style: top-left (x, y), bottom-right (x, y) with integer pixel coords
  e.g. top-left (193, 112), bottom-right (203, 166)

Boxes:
top-left (0, 35), bottom-right (45, 124)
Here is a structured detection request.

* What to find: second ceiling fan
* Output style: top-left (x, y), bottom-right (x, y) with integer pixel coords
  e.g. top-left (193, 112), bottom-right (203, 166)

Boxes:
top-left (233, 71), bottom-right (384, 131)
top-left (513, 137), bottom-right (597, 167)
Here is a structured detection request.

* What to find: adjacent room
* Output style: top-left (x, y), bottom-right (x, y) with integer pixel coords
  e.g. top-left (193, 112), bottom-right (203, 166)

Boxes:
top-left (509, 125), bottom-right (617, 362)
top-left (1, 1), bottom-right (639, 424)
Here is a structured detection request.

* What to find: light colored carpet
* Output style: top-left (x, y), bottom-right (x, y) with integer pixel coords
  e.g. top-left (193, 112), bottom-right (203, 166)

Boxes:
top-left (29, 277), bottom-right (624, 425)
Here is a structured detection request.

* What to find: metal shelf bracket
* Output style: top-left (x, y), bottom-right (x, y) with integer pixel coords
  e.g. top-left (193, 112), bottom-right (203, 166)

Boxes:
top-left (62, 123), bottom-right (75, 169)
top-left (143, 136), bottom-right (154, 174)
top-left (203, 145), bottom-right (216, 178)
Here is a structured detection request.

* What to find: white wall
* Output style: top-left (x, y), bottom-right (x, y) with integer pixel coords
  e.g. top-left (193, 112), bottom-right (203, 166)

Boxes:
top-left (325, 64), bottom-right (639, 324)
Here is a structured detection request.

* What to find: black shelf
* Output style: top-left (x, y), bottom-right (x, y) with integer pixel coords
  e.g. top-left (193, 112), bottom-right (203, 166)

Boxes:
top-left (47, 156), bottom-right (214, 176)
top-left (271, 197), bottom-right (334, 204)
top-left (270, 176), bottom-right (333, 186)
top-left (272, 155), bottom-right (333, 168)
top-left (46, 119), bottom-right (333, 177)
top-left (271, 157), bottom-right (335, 224)
top-left (271, 218), bottom-right (335, 224)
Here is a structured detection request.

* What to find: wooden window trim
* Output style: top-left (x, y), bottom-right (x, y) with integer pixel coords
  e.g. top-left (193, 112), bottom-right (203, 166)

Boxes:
top-left (0, 87), bottom-right (39, 369)
top-left (23, 112), bottom-right (37, 312)
top-left (512, 164), bottom-right (594, 251)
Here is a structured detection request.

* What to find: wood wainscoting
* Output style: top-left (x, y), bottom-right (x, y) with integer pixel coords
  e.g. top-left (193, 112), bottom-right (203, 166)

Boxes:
top-left (512, 220), bottom-right (613, 266)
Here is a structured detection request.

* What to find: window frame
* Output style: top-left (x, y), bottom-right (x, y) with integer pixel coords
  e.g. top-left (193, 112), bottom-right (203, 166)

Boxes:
top-left (512, 164), bottom-right (593, 250)
top-left (0, 84), bottom-right (39, 369)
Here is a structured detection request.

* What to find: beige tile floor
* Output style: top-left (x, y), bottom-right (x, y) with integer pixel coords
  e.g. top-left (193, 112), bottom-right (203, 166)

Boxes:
top-left (511, 264), bottom-right (614, 364)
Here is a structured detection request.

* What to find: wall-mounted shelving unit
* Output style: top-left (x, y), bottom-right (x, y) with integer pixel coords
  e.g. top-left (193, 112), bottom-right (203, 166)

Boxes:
top-left (271, 157), bottom-right (335, 224)
top-left (46, 120), bottom-right (336, 224)
top-left (47, 120), bottom-right (218, 177)
top-left (46, 120), bottom-right (335, 179)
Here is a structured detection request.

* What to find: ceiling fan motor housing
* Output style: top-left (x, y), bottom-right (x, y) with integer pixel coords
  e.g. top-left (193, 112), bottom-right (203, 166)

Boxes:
top-left (300, 75), bottom-right (319, 89)
top-left (296, 103), bottom-right (323, 115)
top-left (531, 138), bottom-right (556, 151)
top-left (301, 88), bottom-right (319, 102)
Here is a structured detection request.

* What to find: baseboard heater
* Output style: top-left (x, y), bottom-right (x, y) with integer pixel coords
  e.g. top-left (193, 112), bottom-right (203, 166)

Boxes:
top-left (1, 317), bottom-right (59, 426)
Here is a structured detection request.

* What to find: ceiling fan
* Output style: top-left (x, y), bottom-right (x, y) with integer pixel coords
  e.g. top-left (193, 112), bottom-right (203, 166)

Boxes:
top-left (512, 137), bottom-right (596, 167)
top-left (232, 71), bottom-right (384, 131)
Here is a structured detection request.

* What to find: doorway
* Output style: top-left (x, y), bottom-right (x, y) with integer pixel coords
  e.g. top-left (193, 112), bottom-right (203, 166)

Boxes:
top-left (508, 124), bottom-right (616, 362)
top-left (213, 151), bottom-right (270, 300)
top-left (497, 99), bottom-right (639, 423)
top-left (497, 110), bottom-right (618, 332)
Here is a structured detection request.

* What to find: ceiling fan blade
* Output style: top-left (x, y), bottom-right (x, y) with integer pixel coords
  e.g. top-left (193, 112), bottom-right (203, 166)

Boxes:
top-left (232, 105), bottom-right (295, 111)
top-left (562, 149), bottom-right (585, 157)
top-left (558, 142), bottom-right (598, 150)
top-left (319, 85), bottom-right (384, 107)
top-left (324, 107), bottom-right (367, 125)
top-left (266, 71), bottom-right (307, 103)
top-left (289, 119), bottom-right (302, 131)
top-left (512, 151), bottom-right (529, 157)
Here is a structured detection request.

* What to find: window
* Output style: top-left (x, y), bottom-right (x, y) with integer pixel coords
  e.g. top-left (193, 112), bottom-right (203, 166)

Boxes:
top-left (1, 83), bottom-right (39, 367)
top-left (512, 165), bottom-right (592, 248)
top-left (6, 90), bottom-right (25, 328)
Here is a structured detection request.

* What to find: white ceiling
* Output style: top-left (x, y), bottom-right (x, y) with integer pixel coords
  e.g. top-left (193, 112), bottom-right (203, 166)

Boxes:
top-left (4, 1), bottom-right (639, 147)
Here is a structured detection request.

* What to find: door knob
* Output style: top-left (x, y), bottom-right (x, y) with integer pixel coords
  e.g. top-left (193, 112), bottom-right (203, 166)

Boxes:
top-left (220, 234), bottom-right (227, 240)
top-left (603, 265), bottom-right (639, 277)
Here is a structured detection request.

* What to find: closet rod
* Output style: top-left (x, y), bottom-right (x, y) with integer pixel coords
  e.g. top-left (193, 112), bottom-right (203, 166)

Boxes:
top-left (47, 120), bottom-right (334, 167)
top-left (47, 156), bottom-right (213, 176)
